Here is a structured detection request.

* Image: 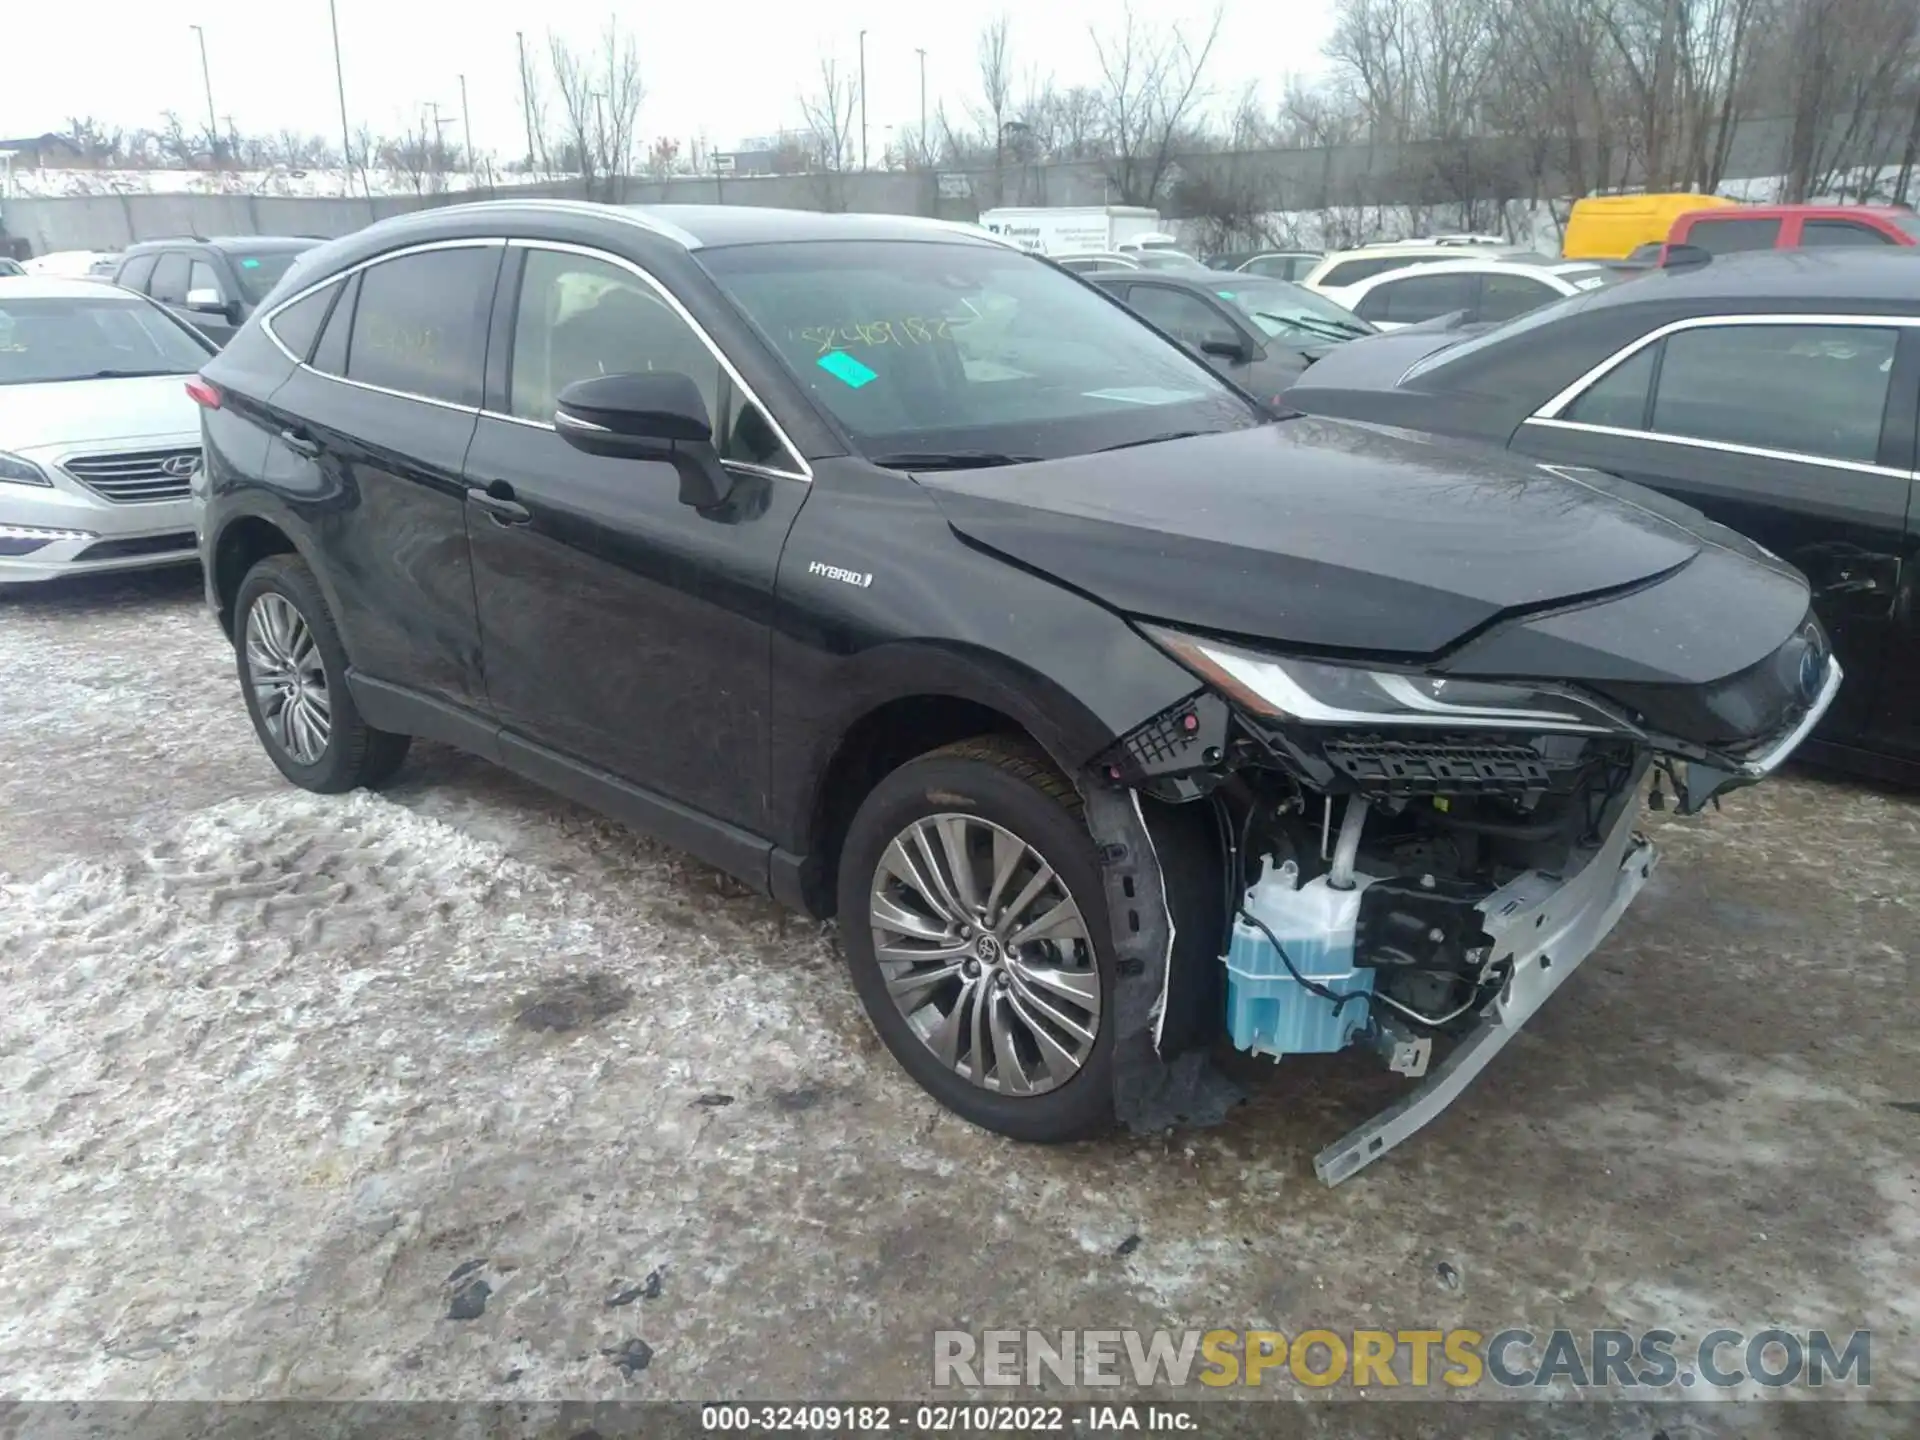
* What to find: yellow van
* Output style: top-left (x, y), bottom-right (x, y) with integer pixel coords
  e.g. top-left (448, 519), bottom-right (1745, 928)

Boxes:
top-left (1562, 193), bottom-right (1740, 260)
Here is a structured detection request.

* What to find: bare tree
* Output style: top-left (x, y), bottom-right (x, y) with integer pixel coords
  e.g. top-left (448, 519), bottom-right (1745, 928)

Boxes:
top-left (1090, 4), bottom-right (1224, 206)
top-left (517, 37), bottom-right (553, 175)
top-left (549, 19), bottom-right (645, 200)
top-left (379, 118), bottom-right (438, 195)
top-left (1774, 0), bottom-right (1920, 200)
top-left (799, 57), bottom-right (859, 208)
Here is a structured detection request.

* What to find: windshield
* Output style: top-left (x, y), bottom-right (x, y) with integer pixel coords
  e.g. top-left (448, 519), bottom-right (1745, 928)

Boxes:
top-left (1894, 213), bottom-right (1920, 242)
top-left (228, 248), bottom-right (315, 303)
top-left (1210, 278), bottom-right (1375, 341)
top-left (0, 295), bottom-right (212, 385)
top-left (700, 239), bottom-right (1259, 462)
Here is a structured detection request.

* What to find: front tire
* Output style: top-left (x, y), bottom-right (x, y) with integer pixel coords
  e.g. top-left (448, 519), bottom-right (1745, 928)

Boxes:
top-left (838, 737), bottom-right (1115, 1142)
top-left (234, 554), bottom-right (410, 793)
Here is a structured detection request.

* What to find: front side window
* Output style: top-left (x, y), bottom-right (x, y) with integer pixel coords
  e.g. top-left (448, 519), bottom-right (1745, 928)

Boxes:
top-left (509, 249), bottom-right (719, 426)
top-left (0, 295), bottom-right (212, 385)
top-left (1126, 286), bottom-right (1241, 350)
top-left (509, 248), bottom-right (797, 470)
top-left (117, 253), bottom-right (159, 293)
top-left (345, 246), bottom-right (497, 406)
top-left (149, 252), bottom-right (192, 304)
top-left (1683, 217), bottom-right (1781, 254)
top-left (1650, 323), bottom-right (1897, 464)
top-left (188, 260), bottom-right (223, 301)
top-left (699, 239), bottom-right (1255, 462)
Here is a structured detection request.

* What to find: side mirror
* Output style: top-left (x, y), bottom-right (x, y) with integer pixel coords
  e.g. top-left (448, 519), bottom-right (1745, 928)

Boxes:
top-left (1660, 243), bottom-right (1713, 269)
top-left (555, 371), bottom-right (734, 510)
top-left (185, 287), bottom-right (228, 314)
top-left (1200, 336), bottom-right (1250, 362)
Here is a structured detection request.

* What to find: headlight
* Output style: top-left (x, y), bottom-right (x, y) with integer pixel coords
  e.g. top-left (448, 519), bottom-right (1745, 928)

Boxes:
top-left (0, 451), bottom-right (53, 488)
top-left (1142, 625), bottom-right (1631, 735)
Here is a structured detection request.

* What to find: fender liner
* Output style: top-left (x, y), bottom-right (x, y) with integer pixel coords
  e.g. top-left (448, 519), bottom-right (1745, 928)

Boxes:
top-left (1079, 778), bottom-right (1243, 1132)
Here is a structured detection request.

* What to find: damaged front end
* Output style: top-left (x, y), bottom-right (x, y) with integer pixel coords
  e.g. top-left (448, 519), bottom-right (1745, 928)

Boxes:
top-left (1083, 622), bottom-right (1841, 1185)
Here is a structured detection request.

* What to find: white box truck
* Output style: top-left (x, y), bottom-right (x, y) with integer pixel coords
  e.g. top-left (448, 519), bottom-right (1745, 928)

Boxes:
top-left (976, 206), bottom-right (1167, 257)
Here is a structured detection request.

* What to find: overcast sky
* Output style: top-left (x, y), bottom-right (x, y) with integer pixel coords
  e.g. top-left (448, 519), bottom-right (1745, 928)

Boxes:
top-left (2, 0), bottom-right (1337, 160)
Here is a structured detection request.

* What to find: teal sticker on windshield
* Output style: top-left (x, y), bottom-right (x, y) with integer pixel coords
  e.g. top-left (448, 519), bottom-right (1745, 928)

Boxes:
top-left (1215, 290), bottom-right (1236, 299)
top-left (240, 257), bottom-right (262, 268)
top-left (818, 350), bottom-right (877, 388)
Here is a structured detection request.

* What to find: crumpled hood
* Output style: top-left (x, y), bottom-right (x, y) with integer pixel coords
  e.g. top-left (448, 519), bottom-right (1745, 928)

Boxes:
top-left (2, 375), bottom-right (201, 452)
top-left (918, 417), bottom-right (1713, 658)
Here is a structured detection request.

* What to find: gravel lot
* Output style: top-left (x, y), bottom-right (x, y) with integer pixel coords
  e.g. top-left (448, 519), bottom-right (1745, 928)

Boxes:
top-left (1, 567), bottom-right (1915, 1421)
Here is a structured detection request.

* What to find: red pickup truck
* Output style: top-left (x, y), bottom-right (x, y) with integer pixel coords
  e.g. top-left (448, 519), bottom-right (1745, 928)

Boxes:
top-left (1667, 203), bottom-right (1919, 254)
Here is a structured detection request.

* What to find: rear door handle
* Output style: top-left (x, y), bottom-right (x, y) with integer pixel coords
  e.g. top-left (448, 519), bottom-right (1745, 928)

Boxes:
top-left (280, 428), bottom-right (320, 460)
top-left (466, 486), bottom-right (531, 525)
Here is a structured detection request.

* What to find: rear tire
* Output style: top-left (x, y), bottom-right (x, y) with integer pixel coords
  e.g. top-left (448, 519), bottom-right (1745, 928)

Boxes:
top-left (838, 736), bottom-right (1115, 1142)
top-left (234, 554), bottom-right (410, 793)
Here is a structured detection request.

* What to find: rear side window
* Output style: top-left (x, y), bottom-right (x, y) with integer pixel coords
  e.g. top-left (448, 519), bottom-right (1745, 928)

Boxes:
top-left (267, 282), bottom-right (338, 362)
top-left (345, 246), bottom-right (497, 406)
top-left (1358, 271), bottom-right (1474, 324)
top-left (1800, 219), bottom-right (1893, 247)
top-left (310, 271), bottom-right (360, 376)
top-left (1650, 323), bottom-right (1897, 464)
top-left (150, 252), bottom-right (192, 303)
top-left (117, 253), bottom-right (159, 292)
top-left (1565, 345), bottom-right (1659, 430)
top-left (1478, 273), bottom-right (1559, 324)
top-left (1682, 217), bottom-right (1781, 254)
top-left (1321, 256), bottom-right (1410, 288)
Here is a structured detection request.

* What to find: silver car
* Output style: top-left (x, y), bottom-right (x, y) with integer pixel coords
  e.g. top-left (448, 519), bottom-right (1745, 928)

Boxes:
top-left (0, 276), bottom-right (213, 583)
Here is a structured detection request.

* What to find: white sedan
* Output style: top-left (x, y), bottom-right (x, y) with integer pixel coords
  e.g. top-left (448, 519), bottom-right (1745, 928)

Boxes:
top-left (0, 277), bottom-right (215, 584)
top-left (1324, 258), bottom-right (1621, 330)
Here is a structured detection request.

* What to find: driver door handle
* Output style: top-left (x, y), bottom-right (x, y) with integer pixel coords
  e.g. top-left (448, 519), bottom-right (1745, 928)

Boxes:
top-left (467, 484), bottom-right (531, 526)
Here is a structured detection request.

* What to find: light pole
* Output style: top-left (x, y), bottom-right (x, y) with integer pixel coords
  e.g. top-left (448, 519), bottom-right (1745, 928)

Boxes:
top-left (858, 29), bottom-right (868, 172)
top-left (189, 25), bottom-right (219, 167)
top-left (915, 47), bottom-right (928, 167)
top-left (459, 73), bottom-right (475, 180)
top-left (327, 0), bottom-right (355, 196)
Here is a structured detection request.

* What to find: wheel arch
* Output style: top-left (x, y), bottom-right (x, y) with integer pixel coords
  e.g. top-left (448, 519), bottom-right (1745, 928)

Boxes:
top-left (208, 503), bottom-right (347, 648)
top-left (774, 648), bottom-right (1127, 918)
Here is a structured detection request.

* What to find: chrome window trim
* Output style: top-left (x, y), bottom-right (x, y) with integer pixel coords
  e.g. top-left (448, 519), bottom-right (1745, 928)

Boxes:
top-left (1522, 417), bottom-right (1917, 480)
top-left (499, 237), bottom-right (812, 482)
top-left (1530, 310), bottom-right (1920, 421)
top-left (260, 237), bottom-right (506, 412)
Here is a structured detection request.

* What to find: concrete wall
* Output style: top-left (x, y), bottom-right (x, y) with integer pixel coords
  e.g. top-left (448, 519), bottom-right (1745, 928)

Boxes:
top-left (2, 112), bottom-right (1906, 256)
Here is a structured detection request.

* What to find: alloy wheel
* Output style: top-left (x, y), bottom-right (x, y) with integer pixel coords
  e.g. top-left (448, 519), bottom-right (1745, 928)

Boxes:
top-left (869, 813), bottom-right (1100, 1095)
top-left (244, 592), bottom-right (331, 766)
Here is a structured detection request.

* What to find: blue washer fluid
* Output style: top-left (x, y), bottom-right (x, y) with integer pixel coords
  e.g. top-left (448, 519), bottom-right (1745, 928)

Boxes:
top-left (1224, 858), bottom-right (1376, 1059)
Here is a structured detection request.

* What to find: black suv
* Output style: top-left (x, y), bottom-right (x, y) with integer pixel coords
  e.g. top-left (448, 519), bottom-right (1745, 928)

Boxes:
top-left (115, 235), bottom-right (318, 347)
top-left (194, 202), bottom-right (1834, 1182)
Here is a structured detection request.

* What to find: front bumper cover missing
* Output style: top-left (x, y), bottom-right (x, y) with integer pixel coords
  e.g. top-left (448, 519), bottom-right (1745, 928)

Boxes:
top-left (1315, 755), bottom-right (1658, 1185)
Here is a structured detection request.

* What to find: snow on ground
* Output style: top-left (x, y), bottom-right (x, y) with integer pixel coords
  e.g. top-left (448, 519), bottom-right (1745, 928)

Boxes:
top-left (0, 568), bottom-right (1915, 1413)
